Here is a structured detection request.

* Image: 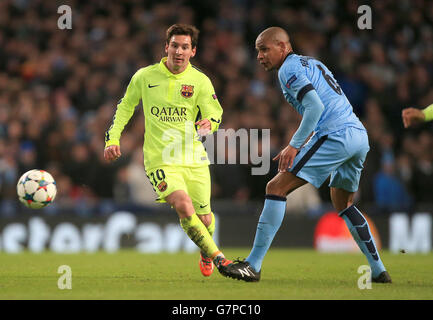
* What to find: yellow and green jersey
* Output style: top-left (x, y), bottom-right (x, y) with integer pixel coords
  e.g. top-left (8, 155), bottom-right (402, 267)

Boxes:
top-left (422, 103), bottom-right (433, 122)
top-left (105, 57), bottom-right (222, 171)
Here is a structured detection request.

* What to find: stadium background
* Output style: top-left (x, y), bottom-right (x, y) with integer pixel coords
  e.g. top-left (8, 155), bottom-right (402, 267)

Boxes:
top-left (0, 0), bottom-right (432, 253)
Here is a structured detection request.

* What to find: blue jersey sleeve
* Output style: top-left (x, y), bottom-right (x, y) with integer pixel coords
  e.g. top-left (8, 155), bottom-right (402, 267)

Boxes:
top-left (289, 90), bottom-right (324, 148)
top-left (278, 63), bottom-right (324, 149)
top-left (278, 64), bottom-right (314, 103)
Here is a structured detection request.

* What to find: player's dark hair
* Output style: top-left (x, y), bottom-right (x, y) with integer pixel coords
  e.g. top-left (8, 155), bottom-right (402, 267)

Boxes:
top-left (166, 24), bottom-right (200, 49)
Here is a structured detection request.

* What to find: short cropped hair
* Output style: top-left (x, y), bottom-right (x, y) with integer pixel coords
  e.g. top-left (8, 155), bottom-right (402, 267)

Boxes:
top-left (166, 24), bottom-right (200, 48)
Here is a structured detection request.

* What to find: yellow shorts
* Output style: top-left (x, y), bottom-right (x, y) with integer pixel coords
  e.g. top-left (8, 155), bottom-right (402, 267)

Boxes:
top-left (145, 165), bottom-right (212, 215)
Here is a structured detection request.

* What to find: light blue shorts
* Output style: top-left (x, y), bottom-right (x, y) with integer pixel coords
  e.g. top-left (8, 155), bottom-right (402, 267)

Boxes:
top-left (289, 127), bottom-right (369, 193)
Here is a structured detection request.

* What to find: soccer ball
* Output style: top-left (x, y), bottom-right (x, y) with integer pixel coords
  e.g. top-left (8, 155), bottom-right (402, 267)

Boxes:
top-left (17, 169), bottom-right (57, 209)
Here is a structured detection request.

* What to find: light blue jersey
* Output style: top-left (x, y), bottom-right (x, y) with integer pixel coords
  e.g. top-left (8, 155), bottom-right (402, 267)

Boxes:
top-left (278, 53), bottom-right (365, 141)
top-left (277, 53), bottom-right (369, 193)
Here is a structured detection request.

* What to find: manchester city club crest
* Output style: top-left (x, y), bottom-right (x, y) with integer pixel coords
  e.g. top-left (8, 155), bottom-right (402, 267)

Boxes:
top-left (180, 84), bottom-right (194, 98)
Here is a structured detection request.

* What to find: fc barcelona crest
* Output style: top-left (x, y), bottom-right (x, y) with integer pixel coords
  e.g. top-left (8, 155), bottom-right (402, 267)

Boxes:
top-left (181, 84), bottom-right (194, 98)
top-left (157, 181), bottom-right (168, 192)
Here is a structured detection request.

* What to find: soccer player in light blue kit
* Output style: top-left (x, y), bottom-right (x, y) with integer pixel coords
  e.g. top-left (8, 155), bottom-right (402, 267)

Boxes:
top-left (222, 27), bottom-right (391, 283)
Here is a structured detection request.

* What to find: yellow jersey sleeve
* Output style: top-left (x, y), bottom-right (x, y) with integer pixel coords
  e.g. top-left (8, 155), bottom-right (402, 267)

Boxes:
top-left (197, 76), bottom-right (223, 132)
top-left (105, 70), bottom-right (143, 147)
top-left (422, 103), bottom-right (433, 122)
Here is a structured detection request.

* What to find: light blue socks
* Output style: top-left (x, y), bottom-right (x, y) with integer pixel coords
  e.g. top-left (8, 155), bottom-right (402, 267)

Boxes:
top-left (246, 195), bottom-right (287, 272)
top-left (246, 198), bottom-right (386, 278)
top-left (339, 205), bottom-right (386, 278)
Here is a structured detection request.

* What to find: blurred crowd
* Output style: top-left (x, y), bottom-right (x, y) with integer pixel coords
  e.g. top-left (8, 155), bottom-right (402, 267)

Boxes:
top-left (1, 0), bottom-right (433, 216)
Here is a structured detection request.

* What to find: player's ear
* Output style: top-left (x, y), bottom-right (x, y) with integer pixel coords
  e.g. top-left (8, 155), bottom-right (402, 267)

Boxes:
top-left (278, 41), bottom-right (286, 52)
top-left (165, 43), bottom-right (169, 54)
top-left (191, 46), bottom-right (197, 58)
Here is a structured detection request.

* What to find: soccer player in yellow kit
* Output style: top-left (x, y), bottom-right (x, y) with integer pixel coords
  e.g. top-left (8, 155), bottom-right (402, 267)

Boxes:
top-left (402, 103), bottom-right (433, 128)
top-left (104, 24), bottom-right (233, 277)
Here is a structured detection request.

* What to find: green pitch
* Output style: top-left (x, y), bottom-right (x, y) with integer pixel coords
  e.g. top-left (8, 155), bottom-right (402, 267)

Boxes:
top-left (0, 249), bottom-right (432, 300)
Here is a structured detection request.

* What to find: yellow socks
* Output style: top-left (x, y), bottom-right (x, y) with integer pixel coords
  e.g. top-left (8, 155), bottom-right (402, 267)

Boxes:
top-left (180, 213), bottom-right (221, 259)
top-left (206, 212), bottom-right (215, 237)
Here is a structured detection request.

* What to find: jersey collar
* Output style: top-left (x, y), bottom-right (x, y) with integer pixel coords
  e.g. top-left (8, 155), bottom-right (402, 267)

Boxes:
top-left (283, 51), bottom-right (295, 62)
top-left (159, 57), bottom-right (191, 77)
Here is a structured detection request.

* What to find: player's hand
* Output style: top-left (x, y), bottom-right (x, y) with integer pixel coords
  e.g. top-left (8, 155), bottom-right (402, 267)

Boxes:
top-left (402, 107), bottom-right (425, 128)
top-left (104, 145), bottom-right (121, 162)
top-left (273, 144), bottom-right (298, 173)
top-left (195, 119), bottom-right (211, 136)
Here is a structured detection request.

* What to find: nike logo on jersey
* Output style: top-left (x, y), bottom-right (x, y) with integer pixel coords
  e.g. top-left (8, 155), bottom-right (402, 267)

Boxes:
top-left (148, 84), bottom-right (160, 88)
top-left (199, 204), bottom-right (208, 208)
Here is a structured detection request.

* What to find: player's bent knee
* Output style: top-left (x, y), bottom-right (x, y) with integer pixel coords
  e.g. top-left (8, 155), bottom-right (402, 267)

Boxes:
top-left (170, 196), bottom-right (194, 218)
top-left (197, 213), bottom-right (212, 227)
top-left (265, 179), bottom-right (285, 197)
top-left (266, 173), bottom-right (304, 196)
top-left (330, 187), bottom-right (355, 212)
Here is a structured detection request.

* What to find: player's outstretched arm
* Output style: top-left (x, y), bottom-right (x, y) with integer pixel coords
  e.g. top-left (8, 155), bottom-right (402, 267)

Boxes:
top-left (104, 70), bottom-right (142, 163)
top-left (402, 103), bottom-right (433, 128)
top-left (402, 107), bottom-right (425, 128)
